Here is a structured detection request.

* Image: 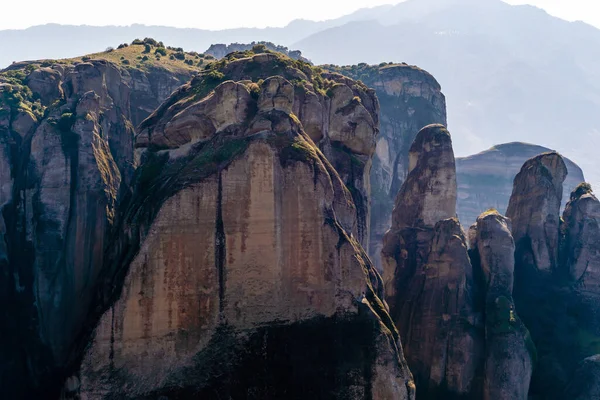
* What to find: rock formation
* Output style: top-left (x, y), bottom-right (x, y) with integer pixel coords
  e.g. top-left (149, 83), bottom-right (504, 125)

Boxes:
top-left (324, 62), bottom-right (447, 270)
top-left (160, 51), bottom-right (380, 249)
top-left (561, 183), bottom-right (600, 288)
top-left (76, 52), bottom-right (414, 399)
top-left (5, 40), bottom-right (600, 400)
top-left (507, 152), bottom-right (567, 273)
top-left (381, 124), bottom-right (483, 399)
top-left (206, 42), bottom-right (310, 63)
top-left (382, 124), bottom-right (542, 399)
top-left (0, 49), bottom-right (203, 398)
top-left (469, 211), bottom-right (533, 400)
top-left (563, 355), bottom-right (600, 400)
top-left (456, 142), bottom-right (585, 226)
top-left (505, 152), bottom-right (600, 398)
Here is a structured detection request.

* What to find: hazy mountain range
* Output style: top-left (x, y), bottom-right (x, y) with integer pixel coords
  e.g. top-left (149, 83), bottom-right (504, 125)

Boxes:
top-left (3, 0), bottom-right (599, 188)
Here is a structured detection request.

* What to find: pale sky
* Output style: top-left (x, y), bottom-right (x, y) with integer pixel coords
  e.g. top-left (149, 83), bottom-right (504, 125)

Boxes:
top-left (0, 0), bottom-right (599, 30)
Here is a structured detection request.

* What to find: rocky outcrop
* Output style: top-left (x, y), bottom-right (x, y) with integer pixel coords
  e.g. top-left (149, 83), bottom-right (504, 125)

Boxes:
top-left (77, 54), bottom-right (414, 399)
top-left (0, 55), bottom-right (197, 398)
top-left (506, 153), bottom-right (567, 397)
top-left (470, 211), bottom-right (533, 400)
top-left (561, 183), bottom-right (600, 288)
top-left (139, 51), bottom-right (379, 249)
top-left (563, 355), bottom-right (600, 400)
top-left (324, 63), bottom-right (447, 270)
top-left (504, 152), bottom-right (600, 398)
top-left (206, 42), bottom-right (310, 63)
top-left (382, 124), bottom-right (482, 399)
top-left (456, 142), bottom-right (585, 226)
top-left (507, 152), bottom-right (567, 273)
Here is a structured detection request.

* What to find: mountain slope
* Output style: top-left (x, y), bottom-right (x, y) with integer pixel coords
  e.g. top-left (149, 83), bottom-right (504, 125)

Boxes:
top-left (293, 0), bottom-right (600, 189)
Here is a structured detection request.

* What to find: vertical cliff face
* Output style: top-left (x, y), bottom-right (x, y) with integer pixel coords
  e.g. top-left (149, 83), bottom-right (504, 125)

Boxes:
top-left (323, 63), bottom-right (447, 270)
top-left (561, 183), bottom-right (600, 288)
top-left (505, 151), bottom-right (600, 398)
top-left (138, 52), bottom-right (380, 250)
top-left (369, 65), bottom-right (447, 270)
top-left (469, 211), bottom-right (533, 400)
top-left (456, 142), bottom-right (585, 226)
top-left (381, 124), bottom-right (483, 399)
top-left (506, 153), bottom-right (567, 397)
top-left (507, 152), bottom-right (567, 273)
top-left (382, 124), bottom-right (542, 399)
top-left (76, 54), bottom-right (414, 399)
top-left (0, 55), bottom-right (197, 398)
top-left (564, 355), bottom-right (600, 400)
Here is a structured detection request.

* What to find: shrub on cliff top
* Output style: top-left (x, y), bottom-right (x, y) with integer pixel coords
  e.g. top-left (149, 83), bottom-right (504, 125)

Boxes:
top-left (571, 182), bottom-right (593, 200)
top-left (252, 44), bottom-right (267, 54)
top-left (143, 38), bottom-right (159, 46)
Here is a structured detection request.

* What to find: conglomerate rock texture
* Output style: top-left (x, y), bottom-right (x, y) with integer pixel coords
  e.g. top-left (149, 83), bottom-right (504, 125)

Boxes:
top-left (505, 153), bottom-right (600, 399)
top-left (76, 51), bottom-right (414, 399)
top-left (381, 124), bottom-right (484, 399)
top-left (4, 42), bottom-right (600, 400)
top-left (0, 57), bottom-right (192, 398)
top-left (456, 142), bottom-right (585, 226)
top-left (469, 211), bottom-right (533, 400)
top-left (381, 124), bottom-right (538, 400)
top-left (563, 355), bottom-right (600, 400)
top-left (324, 63), bottom-right (447, 270)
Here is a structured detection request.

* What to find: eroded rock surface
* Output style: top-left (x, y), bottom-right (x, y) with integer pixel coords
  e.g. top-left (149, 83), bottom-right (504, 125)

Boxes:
top-left (470, 211), bottom-right (533, 400)
top-left (561, 183), bottom-right (600, 288)
top-left (504, 152), bottom-right (600, 398)
top-left (76, 53), bottom-right (413, 399)
top-left (139, 52), bottom-right (379, 250)
top-left (0, 57), bottom-right (197, 398)
top-left (507, 152), bottom-right (567, 273)
top-left (382, 124), bottom-right (482, 399)
top-left (456, 142), bottom-right (585, 226)
top-left (327, 63), bottom-right (447, 270)
top-left (563, 355), bottom-right (600, 400)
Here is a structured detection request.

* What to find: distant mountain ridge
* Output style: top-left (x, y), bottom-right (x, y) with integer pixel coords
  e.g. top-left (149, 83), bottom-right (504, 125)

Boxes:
top-left (3, 0), bottom-right (599, 188)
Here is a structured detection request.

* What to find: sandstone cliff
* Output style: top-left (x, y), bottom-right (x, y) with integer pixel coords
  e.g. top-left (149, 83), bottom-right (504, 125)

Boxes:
top-left (206, 42), bottom-right (310, 63)
top-left (507, 152), bottom-right (567, 273)
top-left (456, 142), bottom-right (585, 226)
top-left (76, 51), bottom-right (414, 399)
top-left (324, 62), bottom-right (447, 270)
top-left (381, 124), bottom-right (483, 399)
top-left (0, 43), bottom-right (205, 398)
top-left (563, 355), bottom-right (600, 400)
top-left (469, 211), bottom-right (533, 400)
top-left (137, 50), bottom-right (380, 250)
top-left (505, 152), bottom-right (600, 399)
top-left (382, 124), bottom-right (540, 399)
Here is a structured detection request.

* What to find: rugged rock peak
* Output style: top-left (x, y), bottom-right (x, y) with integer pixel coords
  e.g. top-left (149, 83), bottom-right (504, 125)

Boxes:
top-left (564, 355), bottom-right (600, 400)
top-left (76, 52), bottom-right (414, 399)
top-left (138, 49), bottom-right (379, 249)
top-left (381, 124), bottom-right (482, 399)
top-left (507, 154), bottom-right (600, 399)
top-left (506, 151), bottom-right (567, 273)
top-left (325, 62), bottom-right (447, 270)
top-left (391, 123), bottom-right (457, 231)
top-left (205, 42), bottom-right (310, 63)
top-left (561, 183), bottom-right (600, 286)
top-left (471, 210), bottom-right (533, 400)
top-left (0, 45), bottom-right (210, 399)
top-left (456, 142), bottom-right (585, 226)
